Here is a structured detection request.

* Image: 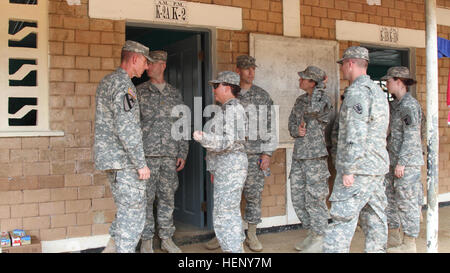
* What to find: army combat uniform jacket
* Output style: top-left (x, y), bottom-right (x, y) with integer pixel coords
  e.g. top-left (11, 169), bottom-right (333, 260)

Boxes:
top-left (288, 87), bottom-right (332, 159)
top-left (136, 81), bottom-right (189, 160)
top-left (387, 92), bottom-right (424, 167)
top-left (94, 67), bottom-right (147, 171)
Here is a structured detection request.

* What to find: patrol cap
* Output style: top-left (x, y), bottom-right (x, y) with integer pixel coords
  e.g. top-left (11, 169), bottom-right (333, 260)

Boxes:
top-left (209, 71), bottom-right (241, 86)
top-left (149, 50), bottom-right (168, 62)
top-left (236, 55), bottom-right (258, 69)
top-left (381, 66), bottom-right (414, 81)
top-left (337, 46), bottom-right (370, 64)
top-left (122, 40), bottom-right (153, 62)
top-left (298, 66), bottom-right (327, 83)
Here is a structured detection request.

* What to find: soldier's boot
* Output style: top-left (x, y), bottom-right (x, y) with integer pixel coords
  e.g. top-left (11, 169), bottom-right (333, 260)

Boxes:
top-left (299, 232), bottom-right (323, 253)
top-left (245, 224), bottom-right (263, 252)
top-left (295, 230), bottom-right (313, 251)
top-left (161, 238), bottom-right (182, 253)
top-left (387, 235), bottom-right (417, 253)
top-left (140, 239), bottom-right (154, 253)
top-left (101, 237), bottom-right (116, 253)
top-left (205, 236), bottom-right (221, 250)
top-left (387, 228), bottom-right (402, 248)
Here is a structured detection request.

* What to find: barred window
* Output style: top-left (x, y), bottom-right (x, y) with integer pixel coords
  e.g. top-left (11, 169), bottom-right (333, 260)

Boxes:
top-left (0, 0), bottom-right (62, 136)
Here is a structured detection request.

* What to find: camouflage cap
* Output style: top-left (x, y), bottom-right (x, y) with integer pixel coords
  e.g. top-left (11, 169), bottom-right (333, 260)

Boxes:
top-left (122, 40), bottom-right (154, 62)
top-left (337, 46), bottom-right (370, 64)
top-left (381, 66), bottom-right (414, 81)
top-left (298, 66), bottom-right (327, 83)
top-left (209, 71), bottom-right (241, 86)
top-left (236, 55), bottom-right (258, 69)
top-left (149, 50), bottom-right (168, 62)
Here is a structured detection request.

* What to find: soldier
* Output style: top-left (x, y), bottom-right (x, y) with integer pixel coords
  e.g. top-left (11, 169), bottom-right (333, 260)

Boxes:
top-left (288, 66), bottom-right (332, 253)
top-left (94, 40), bottom-right (152, 253)
top-left (323, 46), bottom-right (390, 253)
top-left (193, 71), bottom-right (248, 253)
top-left (382, 67), bottom-right (424, 253)
top-left (136, 50), bottom-right (189, 253)
top-left (205, 55), bottom-right (276, 252)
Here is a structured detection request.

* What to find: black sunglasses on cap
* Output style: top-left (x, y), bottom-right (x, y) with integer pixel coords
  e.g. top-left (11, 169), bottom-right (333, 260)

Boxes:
top-left (212, 83), bottom-right (221, 89)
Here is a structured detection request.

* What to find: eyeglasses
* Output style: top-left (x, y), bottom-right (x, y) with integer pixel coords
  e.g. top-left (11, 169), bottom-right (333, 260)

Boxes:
top-left (212, 83), bottom-right (221, 89)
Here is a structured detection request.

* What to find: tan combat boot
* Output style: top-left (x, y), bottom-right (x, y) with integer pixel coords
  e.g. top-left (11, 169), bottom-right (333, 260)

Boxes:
top-left (245, 224), bottom-right (263, 252)
top-left (387, 234), bottom-right (417, 253)
top-left (102, 237), bottom-right (116, 253)
top-left (140, 239), bottom-right (154, 253)
top-left (295, 230), bottom-right (313, 251)
top-left (161, 238), bottom-right (182, 253)
top-left (299, 231), bottom-right (323, 253)
top-left (387, 228), bottom-right (402, 248)
top-left (205, 236), bottom-right (221, 250)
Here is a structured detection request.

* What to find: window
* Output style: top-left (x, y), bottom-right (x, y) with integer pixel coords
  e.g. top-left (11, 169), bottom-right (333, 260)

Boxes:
top-left (0, 0), bottom-right (61, 136)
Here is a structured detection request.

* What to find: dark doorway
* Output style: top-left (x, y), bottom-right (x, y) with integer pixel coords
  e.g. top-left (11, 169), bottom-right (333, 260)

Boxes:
top-left (126, 25), bottom-right (214, 230)
top-left (364, 46), bottom-right (410, 101)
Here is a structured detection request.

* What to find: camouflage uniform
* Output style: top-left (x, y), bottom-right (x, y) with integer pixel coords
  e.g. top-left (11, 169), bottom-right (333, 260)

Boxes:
top-left (324, 47), bottom-right (390, 253)
top-left (288, 66), bottom-right (332, 236)
top-left (94, 41), bottom-right (153, 253)
top-left (382, 67), bottom-right (424, 239)
top-left (236, 56), bottom-right (276, 226)
top-left (197, 72), bottom-right (248, 253)
top-left (135, 51), bottom-right (189, 242)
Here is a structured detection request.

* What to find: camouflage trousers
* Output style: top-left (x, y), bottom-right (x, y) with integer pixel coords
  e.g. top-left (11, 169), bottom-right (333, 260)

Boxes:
top-left (324, 174), bottom-right (387, 253)
top-left (243, 154), bottom-right (266, 225)
top-left (211, 153), bottom-right (247, 253)
top-left (385, 165), bottom-right (422, 238)
top-left (289, 157), bottom-right (330, 235)
top-left (107, 169), bottom-right (147, 253)
top-left (141, 157), bottom-right (179, 240)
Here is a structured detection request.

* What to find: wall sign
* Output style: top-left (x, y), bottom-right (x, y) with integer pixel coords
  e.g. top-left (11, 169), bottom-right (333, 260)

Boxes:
top-left (154, 0), bottom-right (188, 23)
top-left (380, 27), bottom-right (399, 43)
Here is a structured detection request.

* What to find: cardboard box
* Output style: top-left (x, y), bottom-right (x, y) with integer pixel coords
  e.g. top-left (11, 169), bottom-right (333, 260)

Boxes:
top-left (0, 232), bottom-right (10, 247)
top-left (9, 232), bottom-right (21, 247)
top-left (1, 237), bottom-right (41, 253)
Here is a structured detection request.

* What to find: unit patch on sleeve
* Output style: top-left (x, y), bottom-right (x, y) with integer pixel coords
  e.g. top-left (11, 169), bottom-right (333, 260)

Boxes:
top-left (353, 103), bottom-right (363, 115)
top-left (402, 114), bottom-right (412, 126)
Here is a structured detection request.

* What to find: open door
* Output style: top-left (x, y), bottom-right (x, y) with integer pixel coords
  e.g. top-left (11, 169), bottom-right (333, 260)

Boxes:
top-left (164, 34), bottom-right (206, 228)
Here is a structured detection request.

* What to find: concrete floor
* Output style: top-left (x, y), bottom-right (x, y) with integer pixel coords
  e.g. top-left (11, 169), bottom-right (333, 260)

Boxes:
top-left (164, 205), bottom-right (450, 253)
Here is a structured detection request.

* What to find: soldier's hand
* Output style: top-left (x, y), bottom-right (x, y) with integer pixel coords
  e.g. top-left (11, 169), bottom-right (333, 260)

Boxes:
top-left (176, 158), bottom-right (186, 172)
top-left (259, 154), bottom-right (271, 171)
top-left (193, 130), bottom-right (204, 141)
top-left (298, 122), bottom-right (306, 137)
top-left (395, 165), bottom-right (405, 178)
top-left (138, 166), bottom-right (151, 180)
top-left (343, 174), bottom-right (354, 187)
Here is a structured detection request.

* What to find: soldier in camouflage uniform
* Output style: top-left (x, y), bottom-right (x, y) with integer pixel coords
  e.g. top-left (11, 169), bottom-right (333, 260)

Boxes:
top-left (94, 40), bottom-right (152, 253)
top-left (136, 51), bottom-right (189, 253)
top-left (288, 66), bottom-right (332, 253)
top-left (194, 71), bottom-right (248, 253)
top-left (205, 55), bottom-right (276, 252)
top-left (323, 46), bottom-right (390, 253)
top-left (381, 67), bottom-right (424, 253)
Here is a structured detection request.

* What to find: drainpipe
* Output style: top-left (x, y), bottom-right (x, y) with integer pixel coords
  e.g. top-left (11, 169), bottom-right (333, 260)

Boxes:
top-left (425, 0), bottom-right (439, 253)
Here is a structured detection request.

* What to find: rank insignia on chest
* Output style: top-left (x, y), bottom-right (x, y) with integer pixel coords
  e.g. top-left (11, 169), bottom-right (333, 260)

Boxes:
top-left (353, 103), bottom-right (363, 115)
top-left (124, 93), bottom-right (135, 112)
top-left (403, 115), bottom-right (411, 125)
top-left (127, 87), bottom-right (137, 99)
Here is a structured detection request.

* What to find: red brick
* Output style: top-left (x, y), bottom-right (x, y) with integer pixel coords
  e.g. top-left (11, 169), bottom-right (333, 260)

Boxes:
top-left (23, 162), bottom-right (50, 176)
top-left (0, 205), bottom-right (10, 219)
top-left (23, 189), bottom-right (51, 203)
top-left (92, 198), bottom-right (116, 211)
top-left (0, 191), bottom-right (23, 205)
top-left (39, 201), bottom-right (65, 216)
top-left (11, 204), bottom-right (39, 218)
top-left (8, 176), bottom-right (39, 191)
top-left (66, 200), bottom-right (92, 213)
top-left (68, 225), bottom-right (92, 238)
top-left (1, 218), bottom-right (23, 232)
top-left (51, 214), bottom-right (76, 228)
top-left (39, 175), bottom-right (65, 189)
top-left (50, 188), bottom-right (78, 201)
top-left (40, 228), bottom-right (66, 241)
top-left (65, 174), bottom-right (92, 187)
